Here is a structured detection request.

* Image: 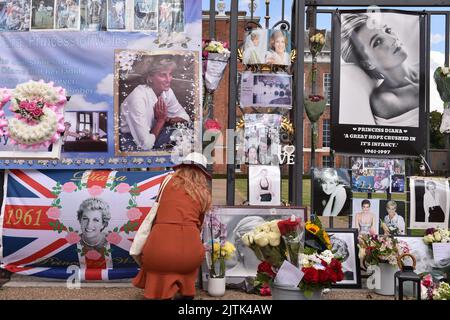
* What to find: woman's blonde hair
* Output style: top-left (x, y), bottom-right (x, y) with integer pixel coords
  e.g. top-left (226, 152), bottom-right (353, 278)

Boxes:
top-left (172, 166), bottom-right (212, 213)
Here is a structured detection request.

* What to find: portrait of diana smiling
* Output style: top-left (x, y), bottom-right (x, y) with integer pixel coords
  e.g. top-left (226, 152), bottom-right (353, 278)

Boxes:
top-left (339, 12), bottom-right (420, 127)
top-left (77, 198), bottom-right (111, 249)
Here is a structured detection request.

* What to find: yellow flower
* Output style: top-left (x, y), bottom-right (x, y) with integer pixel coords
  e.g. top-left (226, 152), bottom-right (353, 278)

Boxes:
top-left (322, 231), bottom-right (332, 249)
top-left (306, 222), bottom-right (320, 235)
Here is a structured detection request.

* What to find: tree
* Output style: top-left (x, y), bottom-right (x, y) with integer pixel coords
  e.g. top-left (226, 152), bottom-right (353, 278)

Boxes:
top-left (430, 110), bottom-right (446, 149)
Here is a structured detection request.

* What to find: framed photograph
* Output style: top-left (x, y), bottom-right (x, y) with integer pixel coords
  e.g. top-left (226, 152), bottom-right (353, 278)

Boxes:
top-left (248, 165), bottom-right (281, 206)
top-left (352, 198), bottom-right (380, 235)
top-left (242, 28), bottom-right (268, 65)
top-left (327, 229), bottom-right (361, 288)
top-left (62, 112), bottom-right (108, 152)
top-left (31, 0), bottom-right (55, 30)
top-left (331, 10), bottom-right (426, 156)
top-left (0, 0), bottom-right (31, 31)
top-left (114, 49), bottom-right (200, 157)
top-left (201, 206), bottom-right (308, 287)
top-left (240, 72), bottom-right (292, 108)
top-left (410, 177), bottom-right (450, 229)
top-left (133, 0), bottom-right (157, 32)
top-left (54, 0), bottom-right (80, 30)
top-left (80, 0), bottom-right (107, 31)
top-left (378, 200), bottom-right (406, 236)
top-left (158, 0), bottom-right (184, 34)
top-left (107, 0), bottom-right (126, 30)
top-left (313, 168), bottom-right (351, 216)
top-left (390, 174), bottom-right (405, 193)
top-left (244, 113), bottom-right (281, 165)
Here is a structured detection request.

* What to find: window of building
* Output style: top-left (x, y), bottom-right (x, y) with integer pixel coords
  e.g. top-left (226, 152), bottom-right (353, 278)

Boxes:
top-left (78, 112), bottom-right (93, 133)
top-left (322, 156), bottom-right (332, 168)
top-left (323, 73), bottom-right (332, 105)
top-left (322, 119), bottom-right (330, 148)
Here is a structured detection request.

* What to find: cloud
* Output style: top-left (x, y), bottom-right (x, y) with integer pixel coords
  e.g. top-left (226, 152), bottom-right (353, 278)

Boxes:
top-left (65, 94), bottom-right (109, 112)
top-left (431, 34), bottom-right (445, 45)
top-left (430, 50), bottom-right (446, 112)
top-left (96, 73), bottom-right (113, 96)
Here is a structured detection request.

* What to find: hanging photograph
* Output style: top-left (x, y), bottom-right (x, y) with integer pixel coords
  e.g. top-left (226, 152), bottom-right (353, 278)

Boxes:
top-left (0, 0), bottom-right (31, 31)
top-left (331, 10), bottom-right (426, 156)
top-left (54, 0), bottom-right (80, 30)
top-left (313, 168), bottom-right (351, 217)
top-left (158, 0), bottom-right (184, 34)
top-left (242, 28), bottom-right (267, 65)
top-left (265, 29), bottom-right (291, 66)
top-left (390, 174), bottom-right (405, 193)
top-left (240, 72), bottom-right (292, 109)
top-left (31, 0), bottom-right (55, 29)
top-left (410, 177), bottom-right (450, 229)
top-left (244, 113), bottom-right (281, 165)
top-left (352, 198), bottom-right (380, 236)
top-left (200, 206), bottom-right (307, 288)
top-left (379, 200), bottom-right (406, 235)
top-left (107, 0), bottom-right (125, 30)
top-left (248, 165), bottom-right (281, 206)
top-left (114, 49), bottom-right (200, 156)
top-left (327, 229), bottom-right (361, 288)
top-left (133, 0), bottom-right (157, 32)
top-left (80, 0), bottom-right (107, 31)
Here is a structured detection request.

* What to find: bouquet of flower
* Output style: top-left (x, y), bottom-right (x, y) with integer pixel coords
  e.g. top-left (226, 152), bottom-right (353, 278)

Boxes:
top-left (203, 209), bottom-right (236, 278)
top-left (244, 216), bottom-right (343, 297)
top-left (423, 227), bottom-right (450, 245)
top-left (358, 234), bottom-right (410, 266)
top-left (202, 39), bottom-right (231, 93)
top-left (309, 32), bottom-right (326, 57)
top-left (434, 65), bottom-right (450, 133)
top-left (421, 274), bottom-right (450, 300)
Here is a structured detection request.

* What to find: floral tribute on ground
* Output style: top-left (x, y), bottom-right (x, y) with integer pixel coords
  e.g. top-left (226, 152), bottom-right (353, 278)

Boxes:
top-left (242, 215), bottom-right (344, 298)
top-left (0, 80), bottom-right (66, 149)
top-left (358, 234), bottom-right (410, 266)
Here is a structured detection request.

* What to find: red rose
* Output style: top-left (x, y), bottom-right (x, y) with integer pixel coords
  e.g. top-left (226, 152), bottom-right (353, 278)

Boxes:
top-left (258, 261), bottom-right (276, 278)
top-left (330, 258), bottom-right (342, 271)
top-left (260, 285), bottom-right (271, 296)
top-left (205, 119), bottom-right (222, 131)
top-left (277, 217), bottom-right (301, 235)
top-left (318, 269), bottom-right (329, 283)
top-left (326, 266), bottom-right (338, 283)
top-left (302, 267), bottom-right (319, 284)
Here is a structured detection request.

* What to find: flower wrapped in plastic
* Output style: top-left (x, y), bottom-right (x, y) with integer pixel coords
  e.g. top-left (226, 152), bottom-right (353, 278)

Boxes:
top-left (304, 216), bottom-right (332, 252)
top-left (434, 66), bottom-right (450, 133)
top-left (358, 234), bottom-right (409, 266)
top-left (277, 215), bottom-right (304, 267)
top-left (202, 40), bottom-right (231, 93)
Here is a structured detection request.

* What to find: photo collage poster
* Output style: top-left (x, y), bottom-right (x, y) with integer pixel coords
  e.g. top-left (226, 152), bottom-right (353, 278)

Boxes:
top-left (0, 0), bottom-right (185, 32)
top-left (313, 168), bottom-right (351, 217)
top-left (0, 0), bottom-right (201, 169)
top-left (351, 157), bottom-right (405, 193)
top-left (410, 177), bottom-right (450, 230)
top-left (352, 198), bottom-right (407, 236)
top-left (331, 10), bottom-right (426, 156)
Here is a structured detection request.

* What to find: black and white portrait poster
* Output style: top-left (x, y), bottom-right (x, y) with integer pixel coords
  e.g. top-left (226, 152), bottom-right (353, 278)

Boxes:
top-left (313, 168), bottom-right (351, 217)
top-left (331, 10), bottom-right (426, 156)
top-left (328, 229), bottom-right (361, 288)
top-left (201, 206), bottom-right (307, 287)
top-left (352, 198), bottom-right (380, 235)
top-left (410, 177), bottom-right (450, 229)
top-left (248, 165), bottom-right (281, 206)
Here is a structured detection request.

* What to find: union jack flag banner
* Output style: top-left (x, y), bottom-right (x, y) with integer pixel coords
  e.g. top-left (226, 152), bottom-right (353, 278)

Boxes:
top-left (0, 169), bottom-right (169, 281)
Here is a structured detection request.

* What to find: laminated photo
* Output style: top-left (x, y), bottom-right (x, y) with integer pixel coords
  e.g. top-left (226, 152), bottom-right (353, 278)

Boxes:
top-left (0, 0), bottom-right (31, 31)
top-left (248, 165), bottom-right (281, 206)
top-left (31, 0), bottom-right (54, 29)
top-left (54, 0), bottom-right (80, 30)
top-left (80, 0), bottom-right (106, 31)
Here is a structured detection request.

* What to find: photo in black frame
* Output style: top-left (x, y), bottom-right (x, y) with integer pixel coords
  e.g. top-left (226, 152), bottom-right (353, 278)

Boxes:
top-left (327, 228), bottom-right (362, 289)
top-left (331, 9), bottom-right (426, 156)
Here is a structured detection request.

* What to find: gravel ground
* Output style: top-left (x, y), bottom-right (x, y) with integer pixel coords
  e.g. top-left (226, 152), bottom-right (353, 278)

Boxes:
top-left (0, 286), bottom-right (394, 300)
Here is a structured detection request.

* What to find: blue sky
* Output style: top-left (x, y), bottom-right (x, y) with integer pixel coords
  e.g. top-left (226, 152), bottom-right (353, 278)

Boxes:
top-left (204, 0), bottom-right (449, 110)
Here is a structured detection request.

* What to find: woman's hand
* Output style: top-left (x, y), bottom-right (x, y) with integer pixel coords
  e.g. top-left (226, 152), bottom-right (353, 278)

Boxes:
top-left (154, 96), bottom-right (168, 123)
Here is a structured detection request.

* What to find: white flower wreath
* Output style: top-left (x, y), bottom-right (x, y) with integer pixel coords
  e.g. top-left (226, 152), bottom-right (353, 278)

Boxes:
top-left (0, 80), bottom-right (66, 149)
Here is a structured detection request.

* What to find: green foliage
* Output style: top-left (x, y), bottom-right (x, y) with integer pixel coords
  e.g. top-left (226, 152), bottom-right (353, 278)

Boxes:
top-left (430, 111), bottom-right (446, 149)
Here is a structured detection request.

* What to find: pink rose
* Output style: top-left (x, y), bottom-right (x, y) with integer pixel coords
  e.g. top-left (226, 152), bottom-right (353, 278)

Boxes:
top-left (106, 232), bottom-right (122, 245)
top-left (204, 119), bottom-right (222, 131)
top-left (32, 108), bottom-right (43, 117)
top-left (116, 183), bottom-right (131, 194)
top-left (126, 208), bottom-right (142, 221)
top-left (46, 207), bottom-right (61, 220)
top-left (85, 250), bottom-right (102, 260)
top-left (62, 182), bottom-right (77, 193)
top-left (65, 232), bottom-right (81, 244)
top-left (88, 185), bottom-right (103, 197)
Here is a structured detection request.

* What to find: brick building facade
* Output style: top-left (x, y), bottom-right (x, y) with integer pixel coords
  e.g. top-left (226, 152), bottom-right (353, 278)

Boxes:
top-left (202, 11), bottom-right (346, 174)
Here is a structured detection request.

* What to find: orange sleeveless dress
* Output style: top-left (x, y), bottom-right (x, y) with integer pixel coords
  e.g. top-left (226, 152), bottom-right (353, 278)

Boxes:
top-left (132, 179), bottom-right (205, 299)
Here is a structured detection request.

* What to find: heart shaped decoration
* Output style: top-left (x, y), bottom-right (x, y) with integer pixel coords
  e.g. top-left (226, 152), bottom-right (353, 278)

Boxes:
top-left (283, 145), bottom-right (296, 154)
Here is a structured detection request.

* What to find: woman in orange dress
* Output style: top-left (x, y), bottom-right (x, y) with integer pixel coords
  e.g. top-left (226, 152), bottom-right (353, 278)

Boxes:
top-left (132, 153), bottom-right (212, 300)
